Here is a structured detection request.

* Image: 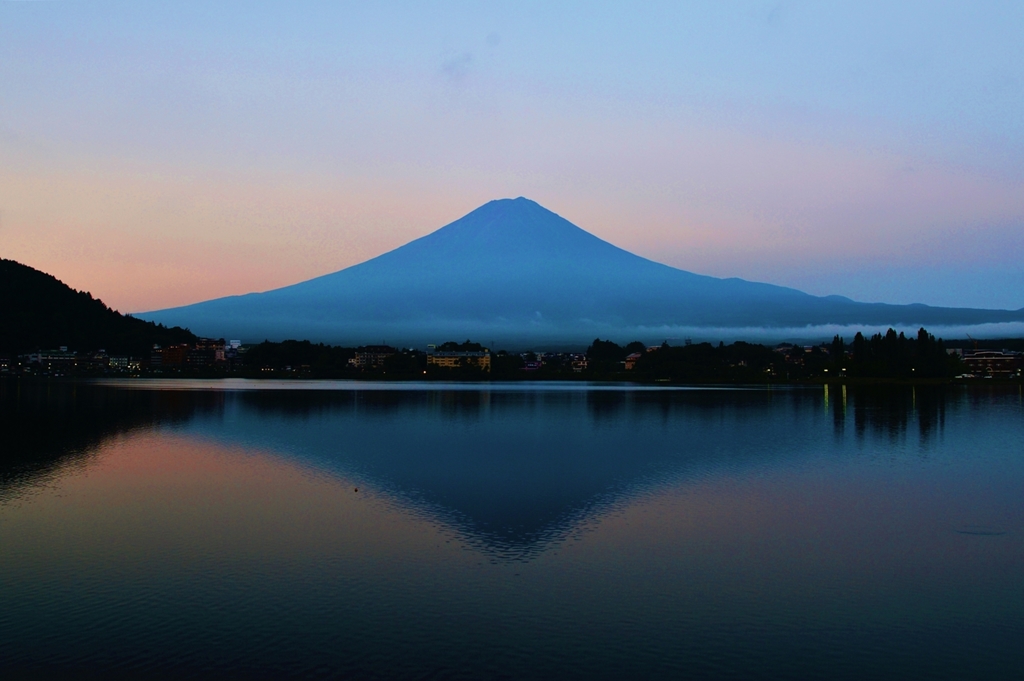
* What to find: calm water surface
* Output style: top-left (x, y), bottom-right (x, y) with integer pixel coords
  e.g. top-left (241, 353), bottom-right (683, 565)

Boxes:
top-left (1, 380), bottom-right (1022, 679)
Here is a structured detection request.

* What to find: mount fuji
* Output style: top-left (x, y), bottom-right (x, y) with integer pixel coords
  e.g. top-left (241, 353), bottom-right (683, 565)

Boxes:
top-left (141, 197), bottom-right (1024, 345)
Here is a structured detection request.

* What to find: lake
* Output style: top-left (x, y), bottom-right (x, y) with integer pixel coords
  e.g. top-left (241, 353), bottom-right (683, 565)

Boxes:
top-left (1, 379), bottom-right (1022, 680)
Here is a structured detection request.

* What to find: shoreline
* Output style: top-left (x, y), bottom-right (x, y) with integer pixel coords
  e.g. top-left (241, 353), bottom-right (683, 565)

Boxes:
top-left (2, 374), bottom-right (1021, 388)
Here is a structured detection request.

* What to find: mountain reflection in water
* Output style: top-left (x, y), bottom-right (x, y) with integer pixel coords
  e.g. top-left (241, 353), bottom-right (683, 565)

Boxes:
top-left (201, 387), bottom-right (950, 559)
top-left (0, 381), bottom-right (1011, 559)
top-left (1, 380), bottom-right (1022, 680)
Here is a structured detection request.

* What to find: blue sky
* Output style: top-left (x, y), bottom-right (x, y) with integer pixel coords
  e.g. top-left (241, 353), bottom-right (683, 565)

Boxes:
top-left (1, 1), bottom-right (1022, 311)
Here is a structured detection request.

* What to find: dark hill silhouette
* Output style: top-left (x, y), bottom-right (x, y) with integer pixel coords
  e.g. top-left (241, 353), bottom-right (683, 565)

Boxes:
top-left (141, 198), bottom-right (1024, 345)
top-left (0, 259), bottom-right (196, 355)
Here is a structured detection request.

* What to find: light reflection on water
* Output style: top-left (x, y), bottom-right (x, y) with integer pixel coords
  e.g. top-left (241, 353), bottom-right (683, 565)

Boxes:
top-left (0, 380), bottom-right (1022, 680)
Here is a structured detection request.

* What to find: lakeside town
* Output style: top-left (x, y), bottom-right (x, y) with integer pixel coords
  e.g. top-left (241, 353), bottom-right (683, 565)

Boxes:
top-left (3, 331), bottom-right (1022, 382)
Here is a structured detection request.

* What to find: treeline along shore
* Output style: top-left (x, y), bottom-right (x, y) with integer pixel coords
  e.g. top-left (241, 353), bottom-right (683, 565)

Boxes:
top-left (2, 258), bottom-right (1022, 383)
top-left (3, 331), bottom-right (1022, 384)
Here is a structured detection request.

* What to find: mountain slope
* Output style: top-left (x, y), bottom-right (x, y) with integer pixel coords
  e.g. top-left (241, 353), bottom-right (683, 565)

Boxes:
top-left (141, 198), bottom-right (1024, 344)
top-left (0, 259), bottom-right (196, 355)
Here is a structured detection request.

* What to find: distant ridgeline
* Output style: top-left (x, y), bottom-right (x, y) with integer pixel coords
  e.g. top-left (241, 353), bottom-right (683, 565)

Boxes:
top-left (0, 259), bottom-right (196, 355)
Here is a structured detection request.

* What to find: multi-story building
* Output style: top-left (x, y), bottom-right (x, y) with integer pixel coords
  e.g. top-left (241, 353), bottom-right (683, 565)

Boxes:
top-left (85, 351), bottom-right (110, 369)
top-left (427, 346), bottom-right (491, 372)
top-left (22, 348), bottom-right (78, 372)
top-left (962, 350), bottom-right (1022, 378)
top-left (109, 356), bottom-right (131, 370)
top-left (160, 345), bottom-right (189, 367)
top-left (190, 338), bottom-right (228, 366)
top-left (350, 345), bottom-right (397, 369)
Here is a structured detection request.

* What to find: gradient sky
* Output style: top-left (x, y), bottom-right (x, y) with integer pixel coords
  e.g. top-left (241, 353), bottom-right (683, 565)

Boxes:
top-left (2, 1), bottom-right (1022, 313)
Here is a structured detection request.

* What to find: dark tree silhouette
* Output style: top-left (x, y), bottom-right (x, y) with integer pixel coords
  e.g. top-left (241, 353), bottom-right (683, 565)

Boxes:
top-left (1, 258), bottom-right (195, 355)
